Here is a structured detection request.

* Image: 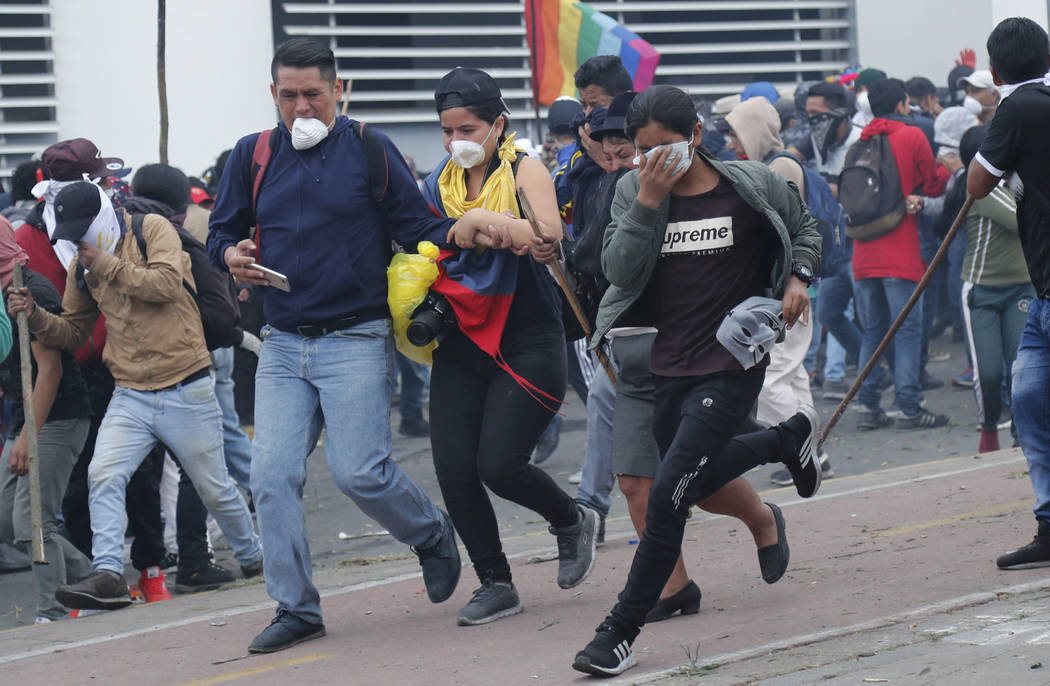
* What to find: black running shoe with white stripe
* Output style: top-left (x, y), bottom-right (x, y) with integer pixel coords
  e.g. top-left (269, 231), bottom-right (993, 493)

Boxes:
top-left (781, 405), bottom-right (822, 498)
top-left (573, 622), bottom-right (637, 677)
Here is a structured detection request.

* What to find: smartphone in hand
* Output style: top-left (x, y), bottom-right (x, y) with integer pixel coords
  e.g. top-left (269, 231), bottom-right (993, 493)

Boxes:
top-left (247, 263), bottom-right (291, 292)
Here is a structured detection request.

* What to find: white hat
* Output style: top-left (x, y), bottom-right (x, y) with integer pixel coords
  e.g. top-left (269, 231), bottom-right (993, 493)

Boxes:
top-left (958, 69), bottom-right (995, 90)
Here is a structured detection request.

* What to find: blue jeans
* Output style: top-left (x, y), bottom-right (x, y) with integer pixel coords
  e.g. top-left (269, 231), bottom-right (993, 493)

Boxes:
top-left (918, 219), bottom-right (940, 370)
top-left (89, 377), bottom-right (261, 574)
top-left (576, 351), bottom-right (615, 518)
top-left (947, 228), bottom-right (968, 335)
top-left (395, 351), bottom-right (428, 424)
top-left (854, 277), bottom-right (924, 416)
top-left (824, 300), bottom-right (853, 383)
top-left (211, 346), bottom-right (251, 490)
top-left (252, 319), bottom-right (443, 623)
top-left (1013, 297), bottom-right (1050, 523)
top-left (817, 266), bottom-right (861, 362)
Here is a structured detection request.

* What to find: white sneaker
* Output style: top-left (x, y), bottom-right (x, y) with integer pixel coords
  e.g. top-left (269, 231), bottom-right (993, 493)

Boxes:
top-left (568, 470), bottom-right (583, 484)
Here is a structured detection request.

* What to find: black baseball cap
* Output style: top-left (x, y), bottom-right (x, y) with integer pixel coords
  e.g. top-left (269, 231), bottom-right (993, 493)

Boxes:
top-left (548, 97), bottom-right (583, 135)
top-left (589, 91), bottom-right (636, 141)
top-left (435, 67), bottom-right (505, 112)
top-left (50, 181), bottom-right (102, 245)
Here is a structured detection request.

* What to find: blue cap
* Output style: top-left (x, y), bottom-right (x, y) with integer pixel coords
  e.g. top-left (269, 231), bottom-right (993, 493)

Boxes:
top-left (741, 81), bottom-right (780, 104)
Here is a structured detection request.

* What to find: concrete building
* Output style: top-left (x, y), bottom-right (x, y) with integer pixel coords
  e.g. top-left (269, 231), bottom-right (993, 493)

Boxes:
top-left (0, 0), bottom-right (1047, 183)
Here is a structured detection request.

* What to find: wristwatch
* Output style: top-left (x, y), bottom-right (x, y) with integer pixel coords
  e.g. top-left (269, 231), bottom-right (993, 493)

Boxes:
top-left (790, 261), bottom-right (814, 285)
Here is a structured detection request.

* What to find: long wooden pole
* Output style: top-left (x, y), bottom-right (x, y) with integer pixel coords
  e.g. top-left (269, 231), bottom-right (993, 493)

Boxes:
top-left (12, 263), bottom-right (46, 564)
top-left (340, 78), bottom-right (353, 116)
top-left (157, 0), bottom-right (168, 164)
top-left (819, 195), bottom-right (976, 449)
top-left (517, 187), bottom-right (617, 385)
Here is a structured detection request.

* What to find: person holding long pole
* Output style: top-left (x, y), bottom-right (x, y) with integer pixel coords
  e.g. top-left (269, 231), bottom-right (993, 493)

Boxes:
top-left (0, 217), bottom-right (93, 623)
top-left (422, 67), bottom-right (599, 627)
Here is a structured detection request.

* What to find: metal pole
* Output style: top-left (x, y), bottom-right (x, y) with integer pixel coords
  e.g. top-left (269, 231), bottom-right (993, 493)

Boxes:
top-left (819, 195), bottom-right (975, 449)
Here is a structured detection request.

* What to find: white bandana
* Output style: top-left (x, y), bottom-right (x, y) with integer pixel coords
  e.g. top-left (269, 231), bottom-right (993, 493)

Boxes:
top-left (31, 178), bottom-right (119, 271)
top-left (998, 71), bottom-right (1050, 100)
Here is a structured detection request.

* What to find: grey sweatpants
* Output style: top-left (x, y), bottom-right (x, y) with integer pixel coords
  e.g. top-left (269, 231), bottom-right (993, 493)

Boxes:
top-left (0, 417), bottom-right (92, 620)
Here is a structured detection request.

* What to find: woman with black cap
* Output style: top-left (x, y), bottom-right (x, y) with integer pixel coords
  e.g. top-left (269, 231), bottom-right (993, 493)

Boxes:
top-left (419, 67), bottom-right (599, 627)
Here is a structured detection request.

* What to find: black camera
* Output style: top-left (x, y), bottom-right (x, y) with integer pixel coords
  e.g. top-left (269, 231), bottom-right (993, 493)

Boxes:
top-left (407, 291), bottom-right (457, 346)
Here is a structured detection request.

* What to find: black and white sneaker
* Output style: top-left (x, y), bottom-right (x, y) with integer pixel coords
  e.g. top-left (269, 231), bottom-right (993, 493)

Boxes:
top-left (456, 576), bottom-right (523, 626)
top-left (573, 622), bottom-right (637, 677)
top-left (781, 405), bottom-right (822, 498)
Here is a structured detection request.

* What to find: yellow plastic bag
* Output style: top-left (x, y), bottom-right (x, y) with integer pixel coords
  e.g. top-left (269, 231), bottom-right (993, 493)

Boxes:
top-left (387, 241), bottom-right (440, 364)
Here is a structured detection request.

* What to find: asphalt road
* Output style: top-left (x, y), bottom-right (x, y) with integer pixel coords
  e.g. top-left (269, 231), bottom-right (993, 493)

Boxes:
top-left (0, 332), bottom-right (999, 629)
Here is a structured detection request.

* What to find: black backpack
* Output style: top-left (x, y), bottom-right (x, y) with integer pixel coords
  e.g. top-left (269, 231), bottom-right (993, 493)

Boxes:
top-left (128, 212), bottom-right (242, 350)
top-left (838, 134), bottom-right (906, 241)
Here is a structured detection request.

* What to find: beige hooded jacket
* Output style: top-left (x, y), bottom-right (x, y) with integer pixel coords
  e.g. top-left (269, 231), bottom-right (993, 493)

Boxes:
top-left (725, 97), bottom-right (806, 194)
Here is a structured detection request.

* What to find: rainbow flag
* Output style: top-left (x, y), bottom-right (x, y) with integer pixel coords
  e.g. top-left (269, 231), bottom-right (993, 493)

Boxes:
top-left (525, 0), bottom-right (661, 106)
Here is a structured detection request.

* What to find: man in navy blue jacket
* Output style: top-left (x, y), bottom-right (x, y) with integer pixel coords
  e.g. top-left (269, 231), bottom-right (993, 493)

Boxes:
top-left (208, 38), bottom-right (472, 653)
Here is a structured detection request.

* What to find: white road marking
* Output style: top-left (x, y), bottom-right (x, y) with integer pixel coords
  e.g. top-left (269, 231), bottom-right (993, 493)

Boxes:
top-left (0, 452), bottom-right (1031, 667)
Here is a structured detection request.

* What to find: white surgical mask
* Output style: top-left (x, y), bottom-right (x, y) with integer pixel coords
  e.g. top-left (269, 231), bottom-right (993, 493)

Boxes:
top-left (856, 90), bottom-right (872, 116)
top-left (633, 137), bottom-right (694, 175)
top-left (449, 122), bottom-right (497, 169)
top-left (291, 117), bottom-right (334, 150)
top-left (962, 95), bottom-right (984, 117)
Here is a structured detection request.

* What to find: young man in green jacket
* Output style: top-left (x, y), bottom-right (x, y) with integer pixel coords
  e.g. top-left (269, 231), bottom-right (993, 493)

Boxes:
top-left (573, 85), bottom-right (824, 677)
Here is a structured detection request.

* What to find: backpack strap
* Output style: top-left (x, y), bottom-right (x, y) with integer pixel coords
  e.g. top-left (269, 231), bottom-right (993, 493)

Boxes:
top-left (248, 127), bottom-right (278, 244)
top-left (350, 120), bottom-right (390, 205)
top-left (130, 212), bottom-right (147, 260)
top-left (250, 128), bottom-right (278, 219)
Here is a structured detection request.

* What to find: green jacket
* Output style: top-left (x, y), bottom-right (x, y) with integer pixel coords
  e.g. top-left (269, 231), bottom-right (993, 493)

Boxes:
top-left (590, 155), bottom-right (822, 349)
top-left (962, 182), bottom-right (1030, 287)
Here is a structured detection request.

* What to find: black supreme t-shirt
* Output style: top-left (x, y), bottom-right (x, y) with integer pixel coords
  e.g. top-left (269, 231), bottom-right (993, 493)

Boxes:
top-left (647, 177), bottom-right (771, 377)
top-left (977, 82), bottom-right (1050, 298)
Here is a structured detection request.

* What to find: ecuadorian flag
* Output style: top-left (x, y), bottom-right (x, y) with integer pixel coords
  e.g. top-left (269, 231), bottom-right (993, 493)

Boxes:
top-left (526, 0), bottom-right (661, 106)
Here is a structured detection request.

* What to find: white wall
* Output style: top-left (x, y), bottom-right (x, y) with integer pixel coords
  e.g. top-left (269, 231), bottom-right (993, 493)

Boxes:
top-left (51, 0), bottom-right (276, 180)
top-left (855, 0), bottom-right (1049, 88)
top-left (855, 0), bottom-right (995, 86)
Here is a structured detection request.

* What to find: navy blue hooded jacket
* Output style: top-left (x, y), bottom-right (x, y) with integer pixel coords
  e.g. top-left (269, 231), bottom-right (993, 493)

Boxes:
top-left (207, 116), bottom-right (453, 332)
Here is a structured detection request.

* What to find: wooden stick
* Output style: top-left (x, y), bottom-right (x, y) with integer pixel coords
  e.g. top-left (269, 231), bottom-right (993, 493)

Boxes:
top-left (12, 263), bottom-right (46, 564)
top-left (340, 78), bottom-right (353, 116)
top-left (517, 187), bottom-right (617, 386)
top-left (819, 195), bottom-right (976, 449)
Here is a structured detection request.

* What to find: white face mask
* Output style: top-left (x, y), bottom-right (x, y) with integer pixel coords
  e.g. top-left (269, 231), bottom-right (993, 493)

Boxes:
top-left (291, 117), bottom-right (334, 150)
top-left (856, 90), bottom-right (872, 116)
top-left (633, 137), bottom-right (694, 175)
top-left (962, 95), bottom-right (984, 116)
top-left (449, 122), bottom-right (497, 169)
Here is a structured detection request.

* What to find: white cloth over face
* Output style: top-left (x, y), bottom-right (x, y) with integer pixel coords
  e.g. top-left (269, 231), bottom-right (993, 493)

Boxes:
top-left (31, 178), bottom-right (120, 271)
top-left (79, 185), bottom-right (123, 260)
top-left (32, 177), bottom-right (82, 271)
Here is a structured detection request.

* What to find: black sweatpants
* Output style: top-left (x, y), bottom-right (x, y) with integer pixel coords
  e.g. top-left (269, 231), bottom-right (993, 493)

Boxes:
top-left (430, 324), bottom-right (578, 584)
top-left (608, 368), bottom-right (799, 637)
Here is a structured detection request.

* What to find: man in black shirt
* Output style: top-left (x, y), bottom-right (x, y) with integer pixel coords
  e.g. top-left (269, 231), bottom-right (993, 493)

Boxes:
top-left (0, 248), bottom-right (93, 622)
top-left (968, 16), bottom-right (1050, 570)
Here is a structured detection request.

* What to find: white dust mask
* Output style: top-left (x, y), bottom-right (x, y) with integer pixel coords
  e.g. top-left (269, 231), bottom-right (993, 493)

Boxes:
top-left (962, 96), bottom-right (983, 116)
top-left (291, 117), bottom-right (333, 150)
top-left (449, 123), bottom-right (497, 169)
top-left (633, 137), bottom-right (694, 175)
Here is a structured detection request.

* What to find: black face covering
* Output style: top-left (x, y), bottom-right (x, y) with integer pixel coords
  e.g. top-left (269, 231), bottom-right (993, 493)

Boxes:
top-left (809, 109), bottom-right (849, 159)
